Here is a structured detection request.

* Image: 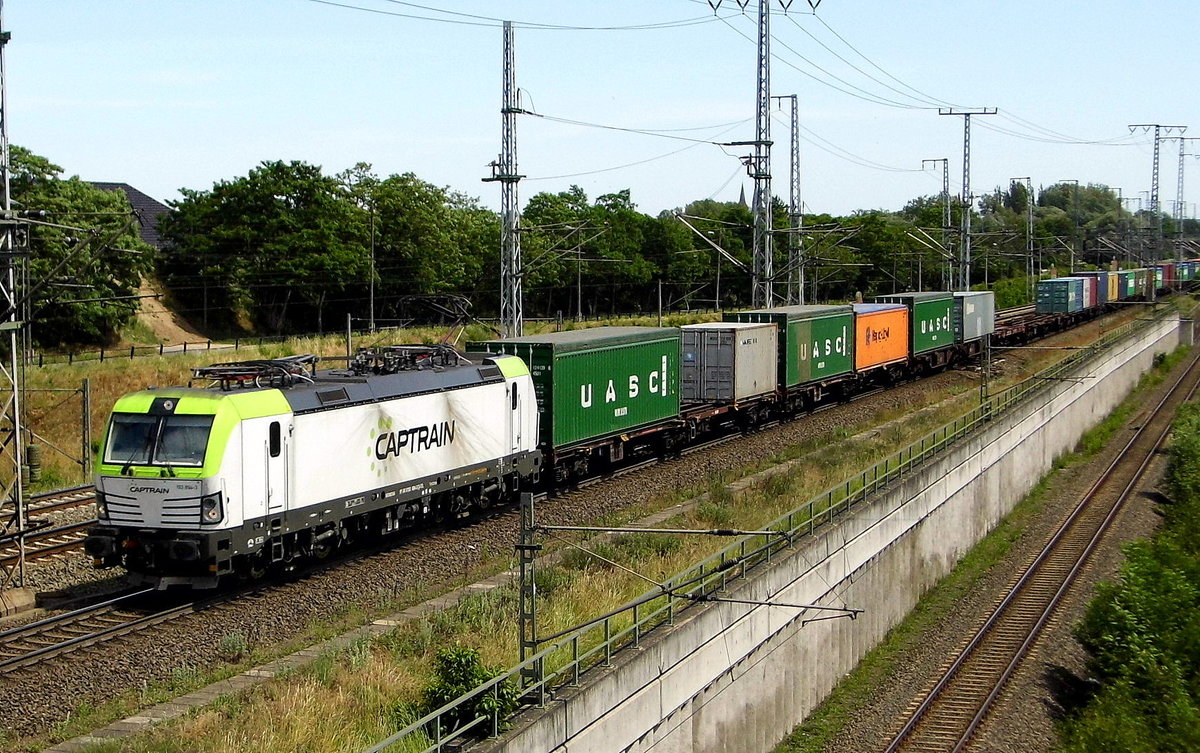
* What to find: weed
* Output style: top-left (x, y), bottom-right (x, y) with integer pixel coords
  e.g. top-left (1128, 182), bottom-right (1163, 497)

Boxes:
top-left (695, 499), bottom-right (735, 527)
top-left (168, 664), bottom-right (201, 692)
top-left (346, 635), bottom-right (373, 671)
top-left (218, 631), bottom-right (249, 662)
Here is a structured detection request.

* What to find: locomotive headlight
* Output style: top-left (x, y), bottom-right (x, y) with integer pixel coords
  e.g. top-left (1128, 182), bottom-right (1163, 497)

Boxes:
top-left (94, 491), bottom-right (107, 519)
top-left (200, 491), bottom-right (223, 523)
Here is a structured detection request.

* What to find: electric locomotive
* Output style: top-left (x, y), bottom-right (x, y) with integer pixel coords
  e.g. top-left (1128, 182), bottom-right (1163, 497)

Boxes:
top-left (84, 346), bottom-right (542, 588)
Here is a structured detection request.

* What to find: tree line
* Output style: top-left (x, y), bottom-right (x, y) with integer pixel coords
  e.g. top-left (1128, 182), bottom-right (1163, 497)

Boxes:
top-left (13, 145), bottom-right (1196, 346)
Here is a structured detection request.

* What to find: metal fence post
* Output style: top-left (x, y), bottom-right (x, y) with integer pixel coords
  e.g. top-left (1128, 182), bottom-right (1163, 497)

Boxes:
top-left (81, 378), bottom-right (91, 478)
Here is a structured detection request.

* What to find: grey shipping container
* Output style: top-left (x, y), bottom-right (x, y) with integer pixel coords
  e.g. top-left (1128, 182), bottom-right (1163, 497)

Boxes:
top-left (680, 322), bottom-right (778, 403)
top-left (952, 291), bottom-right (995, 342)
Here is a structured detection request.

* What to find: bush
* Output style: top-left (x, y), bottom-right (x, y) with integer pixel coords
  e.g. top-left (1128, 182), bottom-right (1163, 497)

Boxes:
top-left (422, 646), bottom-right (519, 737)
top-left (1062, 404), bottom-right (1200, 749)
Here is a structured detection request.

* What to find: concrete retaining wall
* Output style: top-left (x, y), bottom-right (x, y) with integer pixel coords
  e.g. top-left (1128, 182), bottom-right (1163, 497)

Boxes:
top-left (483, 314), bottom-right (1181, 753)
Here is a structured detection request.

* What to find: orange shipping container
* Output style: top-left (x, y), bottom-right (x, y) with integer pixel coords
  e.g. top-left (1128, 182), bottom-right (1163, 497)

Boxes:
top-left (852, 303), bottom-right (909, 371)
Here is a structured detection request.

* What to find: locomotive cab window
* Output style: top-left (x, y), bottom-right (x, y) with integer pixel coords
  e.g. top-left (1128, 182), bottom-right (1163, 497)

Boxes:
top-left (105, 414), bottom-right (157, 465)
top-left (269, 422), bottom-right (281, 457)
top-left (104, 413), bottom-right (214, 467)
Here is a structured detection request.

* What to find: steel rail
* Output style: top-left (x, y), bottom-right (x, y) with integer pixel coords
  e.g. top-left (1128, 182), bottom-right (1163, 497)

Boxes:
top-left (883, 349), bottom-right (1200, 753)
top-left (27, 484), bottom-right (96, 515)
top-left (0, 587), bottom-right (164, 672)
top-left (0, 519), bottom-right (95, 567)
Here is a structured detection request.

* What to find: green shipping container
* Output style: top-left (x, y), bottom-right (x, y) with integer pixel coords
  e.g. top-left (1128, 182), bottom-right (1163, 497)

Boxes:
top-left (723, 304), bottom-right (854, 387)
top-left (470, 327), bottom-right (681, 450)
top-left (874, 292), bottom-right (954, 354)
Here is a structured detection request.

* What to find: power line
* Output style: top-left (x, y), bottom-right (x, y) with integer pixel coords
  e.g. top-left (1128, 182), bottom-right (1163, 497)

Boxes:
top-left (527, 111), bottom-right (752, 145)
top-left (301, 0), bottom-right (729, 30)
top-left (716, 14), bottom-right (929, 110)
top-left (809, 14), bottom-right (952, 108)
top-left (787, 12), bottom-right (1150, 147)
top-left (777, 115), bottom-right (922, 173)
top-left (785, 15), bottom-right (942, 109)
top-left (524, 120), bottom-right (747, 181)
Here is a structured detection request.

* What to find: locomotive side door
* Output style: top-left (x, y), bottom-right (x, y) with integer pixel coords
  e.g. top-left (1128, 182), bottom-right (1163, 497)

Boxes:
top-left (265, 420), bottom-right (288, 513)
top-left (509, 383), bottom-right (521, 453)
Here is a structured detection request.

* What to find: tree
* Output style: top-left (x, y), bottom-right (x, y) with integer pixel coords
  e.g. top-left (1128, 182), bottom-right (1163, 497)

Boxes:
top-left (160, 160), bottom-right (369, 334)
top-left (11, 146), bottom-right (154, 345)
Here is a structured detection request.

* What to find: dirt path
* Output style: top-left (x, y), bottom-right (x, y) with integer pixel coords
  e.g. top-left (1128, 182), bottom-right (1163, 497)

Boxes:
top-left (132, 280), bottom-right (212, 344)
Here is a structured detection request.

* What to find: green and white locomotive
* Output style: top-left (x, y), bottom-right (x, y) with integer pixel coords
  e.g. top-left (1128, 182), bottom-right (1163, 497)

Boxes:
top-left (84, 347), bottom-right (541, 588)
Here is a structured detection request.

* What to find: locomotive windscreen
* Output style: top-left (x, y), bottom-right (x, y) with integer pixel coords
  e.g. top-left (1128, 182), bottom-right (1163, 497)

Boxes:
top-left (105, 413), bottom-right (215, 467)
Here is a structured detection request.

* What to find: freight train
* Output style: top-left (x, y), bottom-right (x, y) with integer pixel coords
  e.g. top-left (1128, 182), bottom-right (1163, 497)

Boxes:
top-left (1034, 261), bottom-right (1195, 315)
top-left (83, 265), bottom-right (1186, 588)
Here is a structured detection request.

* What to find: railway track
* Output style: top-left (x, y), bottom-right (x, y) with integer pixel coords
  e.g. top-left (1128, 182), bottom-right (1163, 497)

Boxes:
top-left (28, 484), bottom-right (96, 515)
top-left (881, 349), bottom-right (1200, 753)
top-left (0, 588), bottom-right (195, 673)
top-left (0, 485), bottom-right (97, 568)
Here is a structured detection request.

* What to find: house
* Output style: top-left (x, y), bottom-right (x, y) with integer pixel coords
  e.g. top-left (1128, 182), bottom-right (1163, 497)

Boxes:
top-left (89, 182), bottom-right (170, 250)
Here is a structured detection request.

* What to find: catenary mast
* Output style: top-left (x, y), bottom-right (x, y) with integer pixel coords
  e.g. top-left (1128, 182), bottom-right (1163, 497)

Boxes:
top-left (485, 21), bottom-right (525, 338)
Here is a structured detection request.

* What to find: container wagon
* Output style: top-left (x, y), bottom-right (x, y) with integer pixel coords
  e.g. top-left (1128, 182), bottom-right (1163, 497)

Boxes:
top-left (851, 302), bottom-right (909, 378)
top-left (874, 292), bottom-right (955, 370)
top-left (723, 304), bottom-right (854, 410)
top-left (472, 327), bottom-right (682, 482)
top-left (1073, 271), bottom-right (1112, 304)
top-left (1036, 278), bottom-right (1084, 314)
top-left (1075, 275), bottom-right (1098, 309)
top-left (680, 322), bottom-right (777, 405)
top-left (952, 290), bottom-right (995, 356)
top-left (1117, 270), bottom-right (1137, 300)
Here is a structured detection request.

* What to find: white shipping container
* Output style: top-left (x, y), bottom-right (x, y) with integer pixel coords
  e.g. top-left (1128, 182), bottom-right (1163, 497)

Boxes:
top-left (680, 322), bottom-right (778, 403)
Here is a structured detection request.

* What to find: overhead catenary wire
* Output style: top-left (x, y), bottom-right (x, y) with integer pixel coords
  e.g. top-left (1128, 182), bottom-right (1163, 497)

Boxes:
top-left (716, 13), bottom-right (935, 110)
top-left (767, 113), bottom-right (923, 174)
top-left (784, 15), bottom-right (944, 110)
top-left (526, 111), bottom-right (752, 146)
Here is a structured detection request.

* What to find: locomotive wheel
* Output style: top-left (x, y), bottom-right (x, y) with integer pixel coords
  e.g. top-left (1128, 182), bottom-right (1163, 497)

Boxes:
top-left (247, 555), bottom-right (268, 580)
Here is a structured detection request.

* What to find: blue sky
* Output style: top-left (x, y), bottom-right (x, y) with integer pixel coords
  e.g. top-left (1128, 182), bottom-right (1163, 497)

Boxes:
top-left (11, 1), bottom-right (1200, 218)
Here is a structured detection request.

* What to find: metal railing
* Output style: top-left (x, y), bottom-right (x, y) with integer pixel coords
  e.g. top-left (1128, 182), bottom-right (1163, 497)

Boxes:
top-left (363, 306), bottom-right (1173, 753)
